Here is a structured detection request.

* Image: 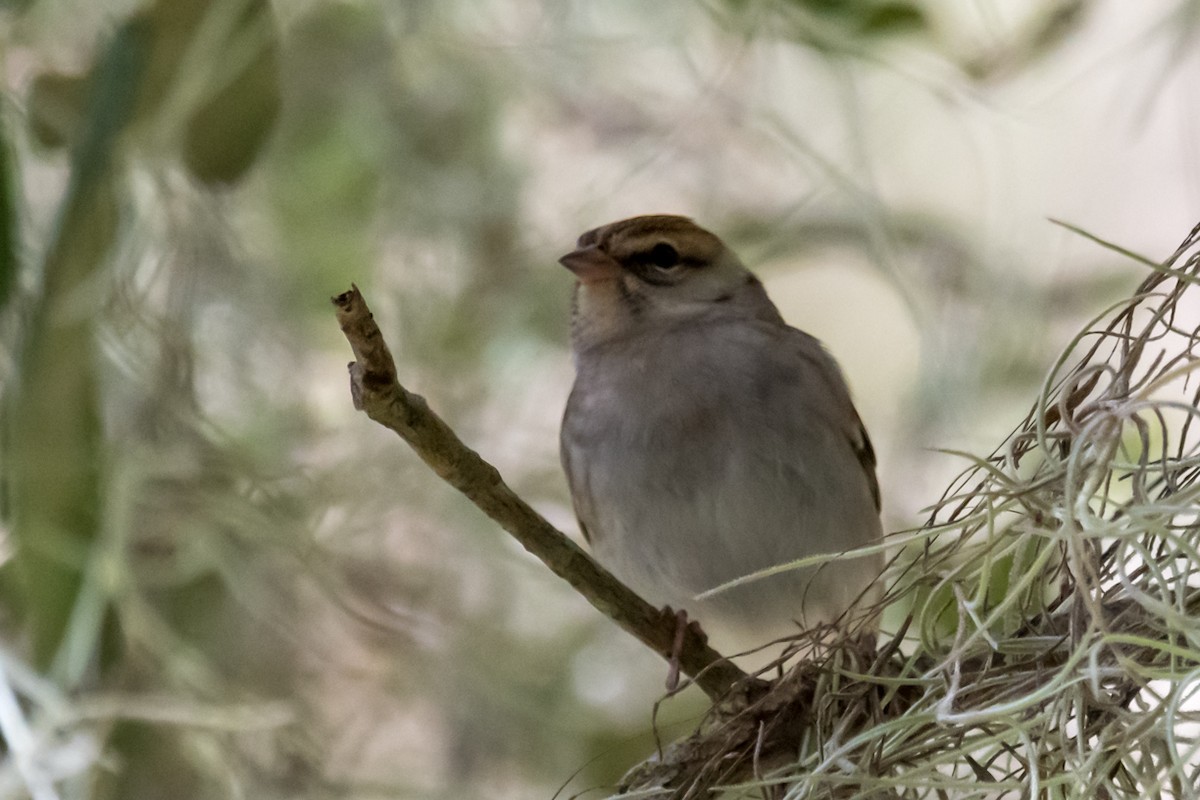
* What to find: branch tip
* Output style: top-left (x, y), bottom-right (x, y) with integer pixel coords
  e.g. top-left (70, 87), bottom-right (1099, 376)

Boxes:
top-left (331, 283), bottom-right (751, 702)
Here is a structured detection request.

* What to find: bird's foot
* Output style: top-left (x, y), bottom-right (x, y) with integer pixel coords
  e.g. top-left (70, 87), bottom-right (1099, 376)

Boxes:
top-left (662, 606), bottom-right (707, 692)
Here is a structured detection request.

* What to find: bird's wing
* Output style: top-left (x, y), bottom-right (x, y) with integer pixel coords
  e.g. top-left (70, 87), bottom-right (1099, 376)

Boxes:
top-left (781, 326), bottom-right (881, 512)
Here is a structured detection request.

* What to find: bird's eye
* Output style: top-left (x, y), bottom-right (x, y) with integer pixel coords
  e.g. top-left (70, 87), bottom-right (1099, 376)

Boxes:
top-left (648, 242), bottom-right (681, 271)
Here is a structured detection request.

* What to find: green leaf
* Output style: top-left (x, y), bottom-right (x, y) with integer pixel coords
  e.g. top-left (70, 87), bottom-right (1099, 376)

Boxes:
top-left (182, 2), bottom-right (281, 186)
top-left (859, 2), bottom-right (927, 36)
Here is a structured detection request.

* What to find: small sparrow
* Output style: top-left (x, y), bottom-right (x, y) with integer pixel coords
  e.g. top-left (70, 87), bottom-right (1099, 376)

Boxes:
top-left (559, 215), bottom-right (883, 659)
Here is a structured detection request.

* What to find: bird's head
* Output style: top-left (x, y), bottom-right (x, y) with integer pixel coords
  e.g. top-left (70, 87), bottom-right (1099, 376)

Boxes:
top-left (560, 215), bottom-right (779, 350)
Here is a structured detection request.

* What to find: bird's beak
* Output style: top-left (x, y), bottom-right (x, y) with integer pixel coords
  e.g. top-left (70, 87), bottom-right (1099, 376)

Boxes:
top-left (559, 245), bottom-right (623, 284)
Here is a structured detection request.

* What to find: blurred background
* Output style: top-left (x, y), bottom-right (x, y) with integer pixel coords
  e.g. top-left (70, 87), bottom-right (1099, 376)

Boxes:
top-left (0, 0), bottom-right (1197, 797)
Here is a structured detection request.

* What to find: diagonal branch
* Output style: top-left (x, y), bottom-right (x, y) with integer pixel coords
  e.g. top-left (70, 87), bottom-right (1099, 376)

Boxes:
top-left (331, 284), bottom-right (756, 702)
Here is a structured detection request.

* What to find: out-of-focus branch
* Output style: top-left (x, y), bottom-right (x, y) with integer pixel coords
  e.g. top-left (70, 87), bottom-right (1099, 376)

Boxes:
top-left (331, 284), bottom-right (756, 702)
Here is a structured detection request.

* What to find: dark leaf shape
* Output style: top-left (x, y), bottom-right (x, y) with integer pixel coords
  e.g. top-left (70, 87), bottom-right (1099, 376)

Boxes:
top-left (182, 3), bottom-right (281, 185)
top-left (858, 1), bottom-right (927, 35)
top-left (27, 71), bottom-right (88, 150)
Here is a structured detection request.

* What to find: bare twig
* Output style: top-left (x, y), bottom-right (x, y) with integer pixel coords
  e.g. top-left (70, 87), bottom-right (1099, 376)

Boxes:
top-left (331, 284), bottom-right (756, 702)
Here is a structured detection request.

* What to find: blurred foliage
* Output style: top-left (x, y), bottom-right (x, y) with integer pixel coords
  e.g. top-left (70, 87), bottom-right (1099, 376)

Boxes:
top-left (25, 0), bottom-right (280, 185)
top-left (963, 0), bottom-right (1092, 80)
top-left (0, 0), bottom-right (1195, 798)
top-left (724, 0), bottom-right (931, 45)
top-left (25, 71), bottom-right (85, 150)
top-left (0, 108), bottom-right (14, 310)
top-left (7, 11), bottom-right (141, 676)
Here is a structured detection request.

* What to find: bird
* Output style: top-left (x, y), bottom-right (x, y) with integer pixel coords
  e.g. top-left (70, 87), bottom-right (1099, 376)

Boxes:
top-left (558, 215), bottom-right (884, 663)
